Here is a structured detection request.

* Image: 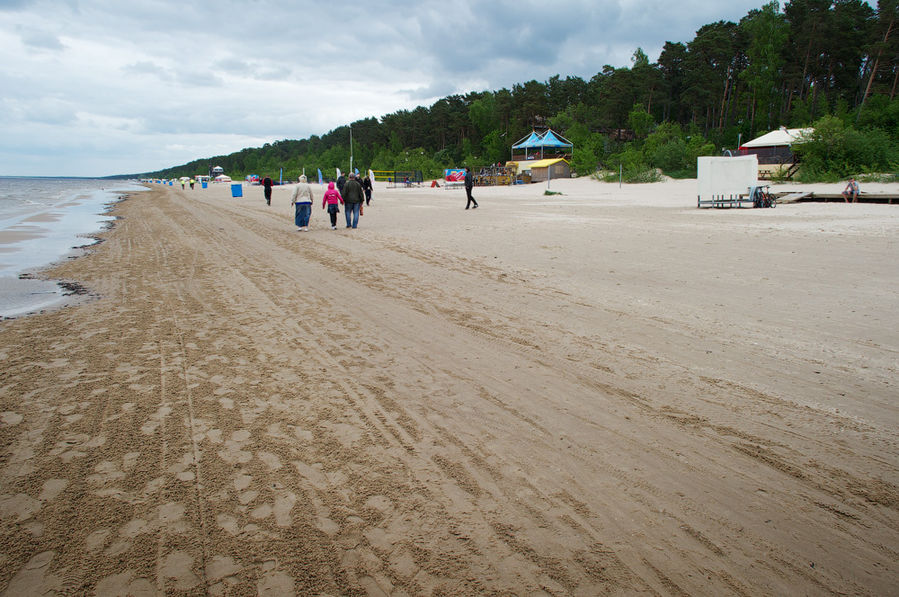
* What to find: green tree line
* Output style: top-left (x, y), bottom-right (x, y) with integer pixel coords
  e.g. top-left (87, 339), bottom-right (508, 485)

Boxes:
top-left (141, 0), bottom-right (898, 183)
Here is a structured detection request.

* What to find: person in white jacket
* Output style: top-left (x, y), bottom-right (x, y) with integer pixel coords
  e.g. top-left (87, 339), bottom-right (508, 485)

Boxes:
top-left (290, 175), bottom-right (314, 230)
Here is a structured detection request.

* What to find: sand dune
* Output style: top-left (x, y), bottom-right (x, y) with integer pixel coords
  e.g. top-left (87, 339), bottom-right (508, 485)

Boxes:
top-left (0, 177), bottom-right (897, 595)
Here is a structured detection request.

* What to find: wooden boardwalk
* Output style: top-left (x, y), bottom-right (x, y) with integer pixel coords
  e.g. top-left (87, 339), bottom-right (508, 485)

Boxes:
top-left (776, 192), bottom-right (899, 204)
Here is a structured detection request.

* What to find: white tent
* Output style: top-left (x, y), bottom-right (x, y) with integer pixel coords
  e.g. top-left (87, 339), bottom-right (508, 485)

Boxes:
top-left (740, 127), bottom-right (812, 149)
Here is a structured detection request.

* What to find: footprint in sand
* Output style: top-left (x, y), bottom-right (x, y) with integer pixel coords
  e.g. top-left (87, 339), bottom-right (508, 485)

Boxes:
top-left (1, 411), bottom-right (23, 425)
top-left (94, 571), bottom-right (155, 596)
top-left (168, 451), bottom-right (197, 481)
top-left (159, 551), bottom-right (201, 591)
top-left (206, 555), bottom-right (243, 594)
top-left (87, 502), bottom-right (190, 557)
top-left (0, 479), bottom-right (68, 526)
top-left (2, 551), bottom-right (63, 596)
top-left (218, 430), bottom-right (252, 464)
top-left (257, 562), bottom-right (296, 597)
top-left (140, 405), bottom-right (172, 435)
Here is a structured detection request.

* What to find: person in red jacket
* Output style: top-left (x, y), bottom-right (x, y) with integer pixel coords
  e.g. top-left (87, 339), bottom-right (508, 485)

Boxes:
top-left (321, 181), bottom-right (344, 229)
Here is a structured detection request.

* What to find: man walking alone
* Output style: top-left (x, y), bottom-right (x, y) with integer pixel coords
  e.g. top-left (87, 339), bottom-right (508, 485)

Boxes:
top-left (464, 166), bottom-right (478, 209)
top-left (262, 174), bottom-right (273, 206)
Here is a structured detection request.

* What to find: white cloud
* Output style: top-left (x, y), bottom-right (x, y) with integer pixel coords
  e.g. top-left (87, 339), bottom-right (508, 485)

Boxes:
top-left (1, 0), bottom-right (845, 176)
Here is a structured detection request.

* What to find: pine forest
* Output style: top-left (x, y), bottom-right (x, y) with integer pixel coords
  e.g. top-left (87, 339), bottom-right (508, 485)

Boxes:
top-left (141, 1), bottom-right (899, 183)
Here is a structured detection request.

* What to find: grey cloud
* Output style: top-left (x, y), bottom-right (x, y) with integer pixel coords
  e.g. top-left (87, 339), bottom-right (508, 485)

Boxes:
top-left (0, 0), bottom-right (36, 9)
top-left (213, 58), bottom-right (253, 76)
top-left (123, 61), bottom-right (170, 79)
top-left (209, 58), bottom-right (282, 82)
top-left (128, 100), bottom-right (286, 138)
top-left (121, 62), bottom-right (222, 88)
top-left (176, 70), bottom-right (223, 87)
top-left (0, 96), bottom-right (75, 126)
top-left (18, 28), bottom-right (65, 50)
top-left (394, 0), bottom-right (625, 90)
top-left (402, 80), bottom-right (458, 101)
top-left (25, 99), bottom-right (76, 125)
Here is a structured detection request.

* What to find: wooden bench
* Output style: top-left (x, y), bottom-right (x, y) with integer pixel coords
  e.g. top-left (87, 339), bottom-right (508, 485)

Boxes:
top-left (697, 194), bottom-right (755, 208)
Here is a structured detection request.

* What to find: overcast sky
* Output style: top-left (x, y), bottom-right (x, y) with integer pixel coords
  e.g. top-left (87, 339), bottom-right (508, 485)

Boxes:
top-left (2, 0), bottom-right (785, 177)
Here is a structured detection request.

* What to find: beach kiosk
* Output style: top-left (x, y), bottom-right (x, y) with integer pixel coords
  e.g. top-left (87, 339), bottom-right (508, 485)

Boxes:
top-left (507, 158), bottom-right (571, 183)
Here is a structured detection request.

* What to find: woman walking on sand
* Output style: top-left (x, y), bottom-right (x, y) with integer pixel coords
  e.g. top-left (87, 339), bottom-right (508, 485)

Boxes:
top-left (290, 175), bottom-right (313, 231)
top-left (321, 181), bottom-right (343, 229)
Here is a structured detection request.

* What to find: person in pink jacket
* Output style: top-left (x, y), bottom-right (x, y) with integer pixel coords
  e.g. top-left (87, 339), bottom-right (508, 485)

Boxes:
top-left (321, 181), bottom-right (344, 229)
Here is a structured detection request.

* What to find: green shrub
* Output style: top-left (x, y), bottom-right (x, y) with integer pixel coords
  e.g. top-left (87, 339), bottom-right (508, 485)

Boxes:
top-left (793, 115), bottom-right (899, 180)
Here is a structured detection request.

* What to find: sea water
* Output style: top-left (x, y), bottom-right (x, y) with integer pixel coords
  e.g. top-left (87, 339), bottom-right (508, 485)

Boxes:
top-left (0, 177), bottom-right (147, 318)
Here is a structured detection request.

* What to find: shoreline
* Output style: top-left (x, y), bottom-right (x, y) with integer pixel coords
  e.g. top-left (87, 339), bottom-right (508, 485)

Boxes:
top-left (0, 190), bottom-right (131, 319)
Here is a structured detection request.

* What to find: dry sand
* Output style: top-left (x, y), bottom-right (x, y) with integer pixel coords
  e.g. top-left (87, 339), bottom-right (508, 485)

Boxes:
top-left (0, 177), bottom-right (897, 595)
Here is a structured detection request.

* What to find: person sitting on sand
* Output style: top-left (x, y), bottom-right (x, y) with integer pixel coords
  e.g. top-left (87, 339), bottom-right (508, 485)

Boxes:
top-left (842, 178), bottom-right (860, 203)
top-left (321, 181), bottom-right (343, 230)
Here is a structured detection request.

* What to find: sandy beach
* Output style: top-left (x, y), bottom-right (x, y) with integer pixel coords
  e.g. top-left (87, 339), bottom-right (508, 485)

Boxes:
top-left (0, 177), bottom-right (896, 595)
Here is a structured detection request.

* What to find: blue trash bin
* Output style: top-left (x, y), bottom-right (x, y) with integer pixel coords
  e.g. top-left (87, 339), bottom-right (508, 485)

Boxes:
top-left (201, 181), bottom-right (208, 189)
top-left (231, 183), bottom-right (243, 198)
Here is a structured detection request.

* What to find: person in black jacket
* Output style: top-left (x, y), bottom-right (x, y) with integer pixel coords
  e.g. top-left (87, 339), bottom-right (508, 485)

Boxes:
top-left (362, 175), bottom-right (373, 206)
top-left (262, 175), bottom-right (273, 206)
top-left (464, 167), bottom-right (478, 209)
top-left (342, 173), bottom-right (365, 228)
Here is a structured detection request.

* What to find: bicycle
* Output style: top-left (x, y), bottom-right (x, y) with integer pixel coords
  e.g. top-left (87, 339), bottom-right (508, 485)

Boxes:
top-left (751, 185), bottom-right (776, 208)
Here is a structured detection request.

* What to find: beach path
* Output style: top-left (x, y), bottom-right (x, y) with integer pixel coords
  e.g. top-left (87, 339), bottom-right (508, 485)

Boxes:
top-left (0, 181), bottom-right (897, 595)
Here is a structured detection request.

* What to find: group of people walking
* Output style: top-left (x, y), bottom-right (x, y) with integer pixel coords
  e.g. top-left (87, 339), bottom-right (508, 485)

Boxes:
top-left (277, 166), bottom-right (480, 231)
top-left (288, 172), bottom-right (373, 231)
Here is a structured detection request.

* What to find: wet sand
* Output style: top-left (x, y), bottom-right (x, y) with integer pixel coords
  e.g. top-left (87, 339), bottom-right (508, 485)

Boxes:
top-left (0, 178), bottom-right (897, 595)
